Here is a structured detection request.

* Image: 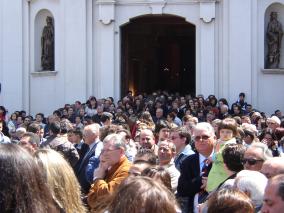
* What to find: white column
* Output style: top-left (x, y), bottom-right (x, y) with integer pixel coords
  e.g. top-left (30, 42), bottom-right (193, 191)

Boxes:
top-left (86, 0), bottom-right (93, 98)
top-left (199, 1), bottom-right (216, 97)
top-left (2, 0), bottom-right (23, 112)
top-left (63, 0), bottom-right (87, 102)
top-left (23, 0), bottom-right (30, 113)
top-left (0, 0), bottom-right (3, 104)
top-left (95, 1), bottom-right (115, 98)
top-left (227, 0), bottom-right (252, 104)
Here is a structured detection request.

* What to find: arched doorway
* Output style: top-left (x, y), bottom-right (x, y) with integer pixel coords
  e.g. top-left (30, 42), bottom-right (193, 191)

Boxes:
top-left (121, 15), bottom-right (196, 96)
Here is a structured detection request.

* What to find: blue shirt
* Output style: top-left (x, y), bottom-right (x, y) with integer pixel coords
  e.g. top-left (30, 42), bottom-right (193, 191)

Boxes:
top-left (174, 144), bottom-right (195, 171)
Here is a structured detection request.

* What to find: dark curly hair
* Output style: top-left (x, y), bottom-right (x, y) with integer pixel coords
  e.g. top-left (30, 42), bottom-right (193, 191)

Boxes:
top-left (222, 144), bottom-right (246, 172)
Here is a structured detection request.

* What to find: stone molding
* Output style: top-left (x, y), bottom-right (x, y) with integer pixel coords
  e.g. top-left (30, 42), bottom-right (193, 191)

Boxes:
top-left (200, 1), bottom-right (215, 23)
top-left (31, 71), bottom-right (58, 77)
top-left (261, 69), bottom-right (284, 74)
top-left (97, 0), bottom-right (116, 25)
top-left (148, 0), bottom-right (167, 14)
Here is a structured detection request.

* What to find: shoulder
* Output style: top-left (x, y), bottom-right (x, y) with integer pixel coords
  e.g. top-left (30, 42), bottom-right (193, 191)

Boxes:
top-left (181, 153), bottom-right (199, 167)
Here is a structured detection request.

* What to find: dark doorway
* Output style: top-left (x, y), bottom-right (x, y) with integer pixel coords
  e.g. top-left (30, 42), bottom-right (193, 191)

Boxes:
top-left (121, 15), bottom-right (196, 97)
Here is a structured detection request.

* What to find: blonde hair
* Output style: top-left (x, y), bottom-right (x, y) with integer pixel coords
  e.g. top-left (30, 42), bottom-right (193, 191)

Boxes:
top-left (34, 149), bottom-right (87, 213)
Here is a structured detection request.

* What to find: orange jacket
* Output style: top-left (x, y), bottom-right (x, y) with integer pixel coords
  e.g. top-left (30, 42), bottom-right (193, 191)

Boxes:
top-left (87, 156), bottom-right (131, 209)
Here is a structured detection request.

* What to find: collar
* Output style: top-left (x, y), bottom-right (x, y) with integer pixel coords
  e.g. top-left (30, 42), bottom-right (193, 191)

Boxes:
top-left (181, 144), bottom-right (194, 155)
top-left (89, 138), bottom-right (101, 150)
top-left (160, 158), bottom-right (175, 168)
top-left (199, 151), bottom-right (213, 163)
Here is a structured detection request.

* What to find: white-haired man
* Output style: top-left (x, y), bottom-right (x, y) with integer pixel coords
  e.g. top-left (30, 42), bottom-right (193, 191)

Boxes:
top-left (75, 123), bottom-right (103, 194)
top-left (178, 122), bottom-right (215, 213)
top-left (243, 142), bottom-right (272, 171)
top-left (234, 170), bottom-right (268, 212)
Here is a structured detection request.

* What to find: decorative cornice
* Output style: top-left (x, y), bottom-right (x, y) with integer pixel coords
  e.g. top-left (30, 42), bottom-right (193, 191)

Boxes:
top-left (96, 0), bottom-right (116, 5)
top-left (97, 0), bottom-right (116, 25)
top-left (200, 1), bottom-right (215, 23)
top-left (116, 0), bottom-right (218, 5)
top-left (148, 0), bottom-right (167, 14)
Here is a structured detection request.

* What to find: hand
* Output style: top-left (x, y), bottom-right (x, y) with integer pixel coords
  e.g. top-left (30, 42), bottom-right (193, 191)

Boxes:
top-left (93, 161), bottom-right (108, 179)
top-left (201, 176), bottom-right (208, 190)
top-left (100, 160), bottom-right (110, 171)
top-left (206, 157), bottom-right (213, 164)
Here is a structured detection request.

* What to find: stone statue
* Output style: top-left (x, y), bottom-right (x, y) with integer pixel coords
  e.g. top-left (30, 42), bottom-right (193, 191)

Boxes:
top-left (266, 12), bottom-right (283, 69)
top-left (41, 16), bottom-right (54, 71)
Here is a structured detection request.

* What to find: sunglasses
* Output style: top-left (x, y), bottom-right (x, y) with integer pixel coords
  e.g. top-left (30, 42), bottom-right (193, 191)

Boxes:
top-left (242, 158), bottom-right (264, 165)
top-left (194, 135), bottom-right (210, 141)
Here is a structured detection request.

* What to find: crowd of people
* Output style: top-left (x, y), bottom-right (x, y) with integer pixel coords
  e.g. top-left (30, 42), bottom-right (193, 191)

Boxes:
top-left (0, 90), bottom-right (284, 213)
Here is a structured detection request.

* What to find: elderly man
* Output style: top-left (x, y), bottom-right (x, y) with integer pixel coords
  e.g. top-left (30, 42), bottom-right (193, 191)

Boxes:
top-left (261, 174), bottom-right (284, 213)
top-left (75, 123), bottom-right (103, 194)
top-left (153, 107), bottom-right (165, 124)
top-left (170, 126), bottom-right (195, 171)
top-left (178, 122), bottom-right (215, 213)
top-left (243, 142), bottom-right (272, 171)
top-left (266, 116), bottom-right (281, 133)
top-left (19, 132), bottom-right (40, 153)
top-left (87, 134), bottom-right (131, 210)
top-left (234, 170), bottom-right (268, 212)
top-left (158, 140), bottom-right (180, 193)
top-left (260, 157), bottom-right (284, 178)
top-left (139, 129), bottom-right (159, 155)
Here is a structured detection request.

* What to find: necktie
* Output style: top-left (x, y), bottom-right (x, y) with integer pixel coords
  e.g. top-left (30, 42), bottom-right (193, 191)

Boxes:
top-left (201, 159), bottom-right (210, 177)
top-left (198, 159), bottom-right (210, 203)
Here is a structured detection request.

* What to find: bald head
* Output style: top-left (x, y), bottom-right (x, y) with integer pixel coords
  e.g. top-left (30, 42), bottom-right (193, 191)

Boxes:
top-left (261, 157), bottom-right (284, 178)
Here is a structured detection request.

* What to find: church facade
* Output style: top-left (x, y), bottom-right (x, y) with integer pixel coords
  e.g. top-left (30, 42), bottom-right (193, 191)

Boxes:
top-left (0, 0), bottom-right (284, 115)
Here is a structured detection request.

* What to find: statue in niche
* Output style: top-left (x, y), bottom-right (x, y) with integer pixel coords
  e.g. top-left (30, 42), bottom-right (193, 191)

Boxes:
top-left (41, 16), bottom-right (54, 71)
top-left (266, 12), bottom-right (283, 69)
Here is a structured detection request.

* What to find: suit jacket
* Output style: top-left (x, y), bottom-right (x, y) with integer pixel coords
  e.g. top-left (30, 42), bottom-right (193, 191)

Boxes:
top-left (87, 156), bottom-right (131, 210)
top-left (75, 140), bottom-right (103, 194)
top-left (177, 153), bottom-right (212, 213)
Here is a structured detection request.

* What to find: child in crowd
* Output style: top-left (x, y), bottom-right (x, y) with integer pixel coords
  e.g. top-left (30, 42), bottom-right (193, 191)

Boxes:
top-left (206, 118), bottom-right (238, 192)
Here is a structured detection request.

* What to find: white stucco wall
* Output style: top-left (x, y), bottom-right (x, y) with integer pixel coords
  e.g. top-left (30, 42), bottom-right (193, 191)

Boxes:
top-left (225, 0), bottom-right (253, 106)
top-left (1, 0), bottom-right (23, 114)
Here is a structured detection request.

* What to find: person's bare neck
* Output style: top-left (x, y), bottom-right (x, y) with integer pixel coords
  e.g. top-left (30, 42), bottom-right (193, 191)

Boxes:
top-left (176, 144), bottom-right (186, 155)
top-left (199, 150), bottom-right (212, 158)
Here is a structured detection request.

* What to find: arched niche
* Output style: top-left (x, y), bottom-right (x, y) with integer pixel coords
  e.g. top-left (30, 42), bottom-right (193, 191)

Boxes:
top-left (34, 9), bottom-right (55, 71)
top-left (264, 3), bottom-right (284, 69)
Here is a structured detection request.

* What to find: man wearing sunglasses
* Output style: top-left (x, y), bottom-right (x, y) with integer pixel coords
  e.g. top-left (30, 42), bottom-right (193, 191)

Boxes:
top-left (243, 142), bottom-right (272, 171)
top-left (177, 122), bottom-right (215, 213)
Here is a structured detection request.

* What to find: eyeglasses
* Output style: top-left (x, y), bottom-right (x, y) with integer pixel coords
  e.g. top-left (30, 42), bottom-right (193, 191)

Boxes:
top-left (194, 135), bottom-right (210, 141)
top-left (242, 158), bottom-right (264, 165)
